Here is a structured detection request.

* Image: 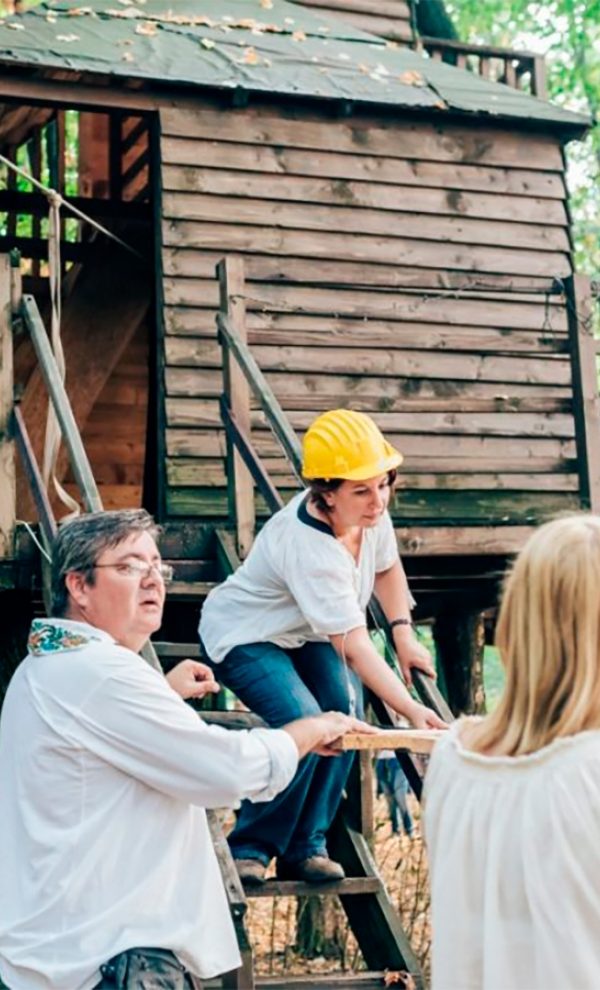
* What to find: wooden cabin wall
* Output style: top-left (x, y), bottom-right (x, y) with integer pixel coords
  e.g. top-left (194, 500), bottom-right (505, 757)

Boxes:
top-left (158, 103), bottom-right (579, 552)
top-left (289, 0), bottom-right (414, 43)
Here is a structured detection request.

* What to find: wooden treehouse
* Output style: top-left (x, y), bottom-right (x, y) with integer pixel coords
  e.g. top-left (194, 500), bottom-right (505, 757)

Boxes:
top-left (0, 0), bottom-right (598, 987)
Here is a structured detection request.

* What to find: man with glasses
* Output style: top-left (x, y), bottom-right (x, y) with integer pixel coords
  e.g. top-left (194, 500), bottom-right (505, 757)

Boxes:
top-left (0, 509), bottom-right (369, 990)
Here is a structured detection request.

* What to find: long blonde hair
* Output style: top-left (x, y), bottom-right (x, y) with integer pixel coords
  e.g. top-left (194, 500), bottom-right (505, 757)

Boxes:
top-left (471, 514), bottom-right (600, 757)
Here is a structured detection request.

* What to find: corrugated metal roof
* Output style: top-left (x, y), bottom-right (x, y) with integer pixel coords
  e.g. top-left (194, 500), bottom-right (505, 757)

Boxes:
top-left (0, 0), bottom-right (589, 131)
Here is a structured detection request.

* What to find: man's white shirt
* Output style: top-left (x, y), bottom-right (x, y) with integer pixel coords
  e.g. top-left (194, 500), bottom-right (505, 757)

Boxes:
top-left (0, 619), bottom-right (298, 990)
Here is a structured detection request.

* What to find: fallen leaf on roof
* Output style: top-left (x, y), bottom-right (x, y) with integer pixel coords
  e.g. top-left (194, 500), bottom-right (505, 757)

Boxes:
top-left (337, 52), bottom-right (350, 61)
top-left (292, 29), bottom-right (306, 42)
top-left (242, 46), bottom-right (260, 64)
top-left (433, 99), bottom-right (448, 109)
top-left (56, 32), bottom-right (79, 41)
top-left (200, 36), bottom-right (215, 49)
top-left (317, 25), bottom-right (330, 32)
top-left (284, 16), bottom-right (295, 24)
top-left (6, 20), bottom-right (25, 29)
top-left (117, 0), bottom-right (134, 5)
top-left (122, 50), bottom-right (135, 61)
top-left (398, 69), bottom-right (424, 86)
top-left (135, 20), bottom-right (157, 35)
top-left (46, 13), bottom-right (57, 21)
top-left (68, 6), bottom-right (93, 14)
top-left (260, 0), bottom-right (273, 7)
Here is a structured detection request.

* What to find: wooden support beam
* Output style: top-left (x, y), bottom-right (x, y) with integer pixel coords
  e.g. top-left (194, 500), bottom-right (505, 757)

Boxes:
top-left (218, 258), bottom-right (255, 559)
top-left (0, 255), bottom-right (16, 557)
top-left (564, 274), bottom-right (600, 512)
top-left (433, 610), bottom-right (487, 716)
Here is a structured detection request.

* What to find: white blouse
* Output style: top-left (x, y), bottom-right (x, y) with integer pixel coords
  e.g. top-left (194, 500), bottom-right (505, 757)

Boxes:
top-left (200, 491), bottom-right (400, 663)
top-left (424, 720), bottom-right (600, 990)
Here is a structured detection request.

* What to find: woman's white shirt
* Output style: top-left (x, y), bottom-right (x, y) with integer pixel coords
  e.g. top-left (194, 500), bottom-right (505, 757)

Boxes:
top-left (424, 720), bottom-right (600, 990)
top-left (199, 492), bottom-right (400, 662)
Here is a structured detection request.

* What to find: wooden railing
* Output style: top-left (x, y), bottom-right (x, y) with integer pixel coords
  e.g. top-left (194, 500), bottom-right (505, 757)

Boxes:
top-left (216, 257), bottom-right (453, 742)
top-left (421, 36), bottom-right (547, 99)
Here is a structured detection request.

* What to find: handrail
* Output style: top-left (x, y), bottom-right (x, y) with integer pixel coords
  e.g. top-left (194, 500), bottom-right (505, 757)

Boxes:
top-left (217, 311), bottom-right (303, 481)
top-left (21, 294), bottom-right (103, 514)
top-left (15, 293), bottom-right (162, 672)
top-left (421, 36), bottom-right (547, 99)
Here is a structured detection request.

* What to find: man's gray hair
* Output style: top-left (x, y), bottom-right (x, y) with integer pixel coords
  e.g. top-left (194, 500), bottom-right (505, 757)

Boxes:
top-left (51, 509), bottom-right (160, 617)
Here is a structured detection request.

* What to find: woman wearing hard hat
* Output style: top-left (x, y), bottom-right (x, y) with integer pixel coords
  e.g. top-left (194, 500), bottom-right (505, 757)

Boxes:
top-left (199, 409), bottom-right (446, 885)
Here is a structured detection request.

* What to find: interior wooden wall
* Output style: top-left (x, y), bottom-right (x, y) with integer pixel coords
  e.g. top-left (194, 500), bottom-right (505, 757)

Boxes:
top-left (63, 320), bottom-right (149, 511)
top-left (158, 101), bottom-right (579, 552)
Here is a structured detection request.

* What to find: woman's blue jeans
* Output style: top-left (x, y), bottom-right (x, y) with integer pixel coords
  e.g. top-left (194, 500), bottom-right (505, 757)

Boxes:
top-left (207, 639), bottom-right (364, 866)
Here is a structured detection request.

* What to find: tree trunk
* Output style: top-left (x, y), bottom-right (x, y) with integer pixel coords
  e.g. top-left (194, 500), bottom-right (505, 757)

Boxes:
top-left (433, 609), bottom-right (487, 716)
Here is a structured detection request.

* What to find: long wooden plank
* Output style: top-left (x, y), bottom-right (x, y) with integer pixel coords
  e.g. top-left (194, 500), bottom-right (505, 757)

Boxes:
top-left (160, 109), bottom-right (564, 171)
top-left (332, 729), bottom-right (443, 754)
top-left (164, 466), bottom-right (579, 518)
top-left (161, 165), bottom-right (568, 225)
top-left (162, 221), bottom-right (570, 278)
top-left (164, 295), bottom-right (569, 333)
top-left (166, 315), bottom-right (568, 355)
top-left (164, 407), bottom-right (576, 443)
top-left (162, 250), bottom-right (561, 294)
top-left (164, 458), bottom-right (579, 491)
top-left (163, 283), bottom-right (569, 332)
top-left (162, 193), bottom-right (569, 252)
top-left (161, 137), bottom-right (566, 198)
top-left (166, 336), bottom-right (569, 372)
top-left (165, 347), bottom-right (570, 388)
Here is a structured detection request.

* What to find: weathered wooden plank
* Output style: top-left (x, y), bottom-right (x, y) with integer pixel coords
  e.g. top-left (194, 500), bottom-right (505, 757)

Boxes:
top-left (164, 296), bottom-right (568, 334)
top-left (218, 257), bottom-right (255, 558)
top-left (395, 526), bottom-right (533, 555)
top-left (333, 729), bottom-right (443, 754)
top-left (166, 314), bottom-right (568, 355)
top-left (161, 166), bottom-right (568, 225)
top-left (165, 392), bottom-right (572, 428)
top-left (162, 221), bottom-right (570, 278)
top-left (165, 347), bottom-right (570, 389)
top-left (165, 433), bottom-right (577, 472)
top-left (160, 109), bottom-right (565, 171)
top-left (161, 138), bottom-right (566, 198)
top-left (162, 193), bottom-right (569, 252)
top-left (166, 332), bottom-right (567, 370)
top-left (165, 486), bottom-right (578, 523)
top-left (162, 250), bottom-right (561, 294)
top-left (163, 284), bottom-right (569, 331)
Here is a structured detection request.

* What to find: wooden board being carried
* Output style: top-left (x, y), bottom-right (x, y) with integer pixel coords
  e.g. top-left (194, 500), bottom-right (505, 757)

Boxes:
top-left (333, 728), bottom-right (445, 754)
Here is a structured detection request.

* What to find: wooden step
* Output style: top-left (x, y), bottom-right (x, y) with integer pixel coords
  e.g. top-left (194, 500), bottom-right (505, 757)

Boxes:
top-left (244, 877), bottom-right (381, 898)
top-left (255, 973), bottom-right (392, 989)
top-left (166, 580), bottom-right (218, 599)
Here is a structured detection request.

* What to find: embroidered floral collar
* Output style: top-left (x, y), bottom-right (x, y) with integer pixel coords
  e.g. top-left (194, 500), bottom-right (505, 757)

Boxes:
top-left (28, 619), bottom-right (112, 656)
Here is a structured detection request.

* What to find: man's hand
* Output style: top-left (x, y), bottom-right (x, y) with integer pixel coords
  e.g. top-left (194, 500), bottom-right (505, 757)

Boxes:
top-left (166, 660), bottom-right (220, 701)
top-left (283, 712), bottom-right (377, 759)
top-left (393, 631), bottom-right (436, 687)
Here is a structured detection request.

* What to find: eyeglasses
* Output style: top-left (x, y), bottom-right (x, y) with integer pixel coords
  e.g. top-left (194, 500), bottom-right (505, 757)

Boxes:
top-left (93, 562), bottom-right (174, 583)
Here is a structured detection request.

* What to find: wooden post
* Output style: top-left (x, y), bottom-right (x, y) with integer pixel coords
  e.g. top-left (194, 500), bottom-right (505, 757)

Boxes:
top-left (217, 258), bottom-right (255, 558)
top-left (565, 275), bottom-right (600, 512)
top-left (0, 254), bottom-right (15, 558)
top-left (433, 610), bottom-right (487, 717)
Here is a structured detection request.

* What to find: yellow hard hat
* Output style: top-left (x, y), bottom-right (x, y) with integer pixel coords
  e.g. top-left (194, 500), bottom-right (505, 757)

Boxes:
top-left (302, 409), bottom-right (403, 481)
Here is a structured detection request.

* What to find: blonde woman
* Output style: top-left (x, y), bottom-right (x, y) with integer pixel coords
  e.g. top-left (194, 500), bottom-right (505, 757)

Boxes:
top-left (424, 514), bottom-right (600, 990)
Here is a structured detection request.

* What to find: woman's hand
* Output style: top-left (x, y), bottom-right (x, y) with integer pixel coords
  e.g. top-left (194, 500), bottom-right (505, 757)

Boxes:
top-left (405, 700), bottom-right (448, 730)
top-left (393, 630), bottom-right (436, 687)
top-left (166, 660), bottom-right (220, 701)
top-left (283, 712), bottom-right (377, 759)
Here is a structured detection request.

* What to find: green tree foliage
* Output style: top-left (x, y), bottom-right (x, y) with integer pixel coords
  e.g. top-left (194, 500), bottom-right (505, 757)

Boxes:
top-left (445, 0), bottom-right (600, 276)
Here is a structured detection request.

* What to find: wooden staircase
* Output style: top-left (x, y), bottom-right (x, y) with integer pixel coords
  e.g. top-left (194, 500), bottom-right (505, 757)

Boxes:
top-left (6, 275), bottom-right (446, 990)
